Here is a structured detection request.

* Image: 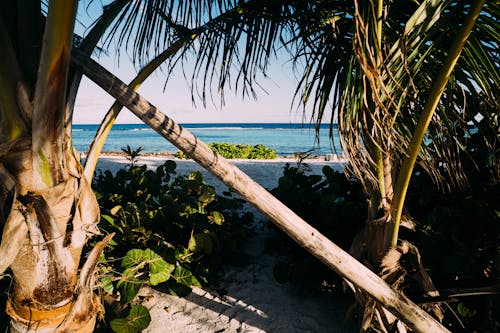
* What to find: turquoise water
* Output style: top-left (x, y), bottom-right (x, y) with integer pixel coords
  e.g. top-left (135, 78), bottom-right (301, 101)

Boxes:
top-left (72, 123), bottom-right (341, 156)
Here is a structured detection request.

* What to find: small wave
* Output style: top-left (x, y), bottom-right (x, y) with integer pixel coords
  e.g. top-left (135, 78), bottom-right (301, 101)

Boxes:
top-left (130, 128), bottom-right (153, 132)
top-left (189, 127), bottom-right (266, 131)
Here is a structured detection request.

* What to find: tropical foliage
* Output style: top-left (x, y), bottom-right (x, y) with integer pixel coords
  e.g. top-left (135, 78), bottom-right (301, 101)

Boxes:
top-left (0, 0), bottom-right (497, 331)
top-left (176, 142), bottom-right (277, 160)
top-left (91, 161), bottom-right (253, 330)
top-left (102, 0), bottom-right (497, 330)
top-left (269, 157), bottom-right (499, 332)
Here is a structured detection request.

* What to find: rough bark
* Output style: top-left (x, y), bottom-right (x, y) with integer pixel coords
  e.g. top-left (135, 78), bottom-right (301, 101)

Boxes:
top-left (0, 139), bottom-right (103, 332)
top-left (71, 49), bottom-right (449, 333)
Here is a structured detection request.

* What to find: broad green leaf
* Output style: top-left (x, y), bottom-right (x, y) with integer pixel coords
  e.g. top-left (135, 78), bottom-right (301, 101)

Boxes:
top-left (188, 171), bottom-right (203, 182)
top-left (173, 266), bottom-right (201, 287)
top-left (163, 160), bottom-right (177, 173)
top-left (149, 267), bottom-right (172, 286)
top-left (120, 267), bottom-right (140, 281)
top-left (100, 276), bottom-right (114, 294)
top-left (198, 187), bottom-right (215, 204)
top-left (121, 249), bottom-right (174, 286)
top-left (110, 319), bottom-right (130, 333)
top-left (110, 305), bottom-right (151, 333)
top-left (148, 256), bottom-right (175, 286)
top-left (122, 249), bottom-right (146, 268)
top-left (119, 281), bottom-right (141, 304)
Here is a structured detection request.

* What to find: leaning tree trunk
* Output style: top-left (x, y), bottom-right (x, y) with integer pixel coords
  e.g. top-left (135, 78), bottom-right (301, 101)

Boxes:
top-left (71, 49), bottom-right (449, 333)
top-left (0, 138), bottom-right (107, 332)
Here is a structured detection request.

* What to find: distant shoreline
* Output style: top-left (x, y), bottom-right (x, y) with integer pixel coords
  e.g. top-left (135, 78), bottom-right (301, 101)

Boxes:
top-left (82, 151), bottom-right (345, 162)
top-left (73, 122), bottom-right (339, 127)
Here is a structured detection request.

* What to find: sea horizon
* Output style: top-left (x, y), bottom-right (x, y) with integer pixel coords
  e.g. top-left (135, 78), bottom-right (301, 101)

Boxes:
top-left (72, 123), bottom-right (341, 157)
top-left (73, 122), bottom-right (338, 127)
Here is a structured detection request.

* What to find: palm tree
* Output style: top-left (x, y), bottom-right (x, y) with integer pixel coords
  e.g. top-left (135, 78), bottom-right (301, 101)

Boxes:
top-left (0, 1), bottom-right (120, 331)
top-left (94, 0), bottom-right (497, 330)
top-left (0, 1), bottom-right (496, 332)
top-left (282, 0), bottom-right (498, 330)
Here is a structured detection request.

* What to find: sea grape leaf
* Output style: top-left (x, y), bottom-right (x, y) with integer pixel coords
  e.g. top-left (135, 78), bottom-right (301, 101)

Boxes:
top-left (198, 187), bottom-right (215, 204)
top-left (149, 265), bottom-right (173, 286)
top-left (119, 281), bottom-right (141, 303)
top-left (163, 160), bottom-right (177, 173)
top-left (148, 256), bottom-right (175, 286)
top-left (101, 276), bottom-right (114, 294)
top-left (173, 266), bottom-right (202, 287)
top-left (122, 249), bottom-right (146, 268)
top-left (110, 305), bottom-right (151, 333)
top-left (188, 171), bottom-right (203, 182)
top-left (122, 249), bottom-right (174, 286)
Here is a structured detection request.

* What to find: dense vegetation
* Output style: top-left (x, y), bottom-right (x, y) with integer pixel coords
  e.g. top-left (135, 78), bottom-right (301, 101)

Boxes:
top-left (268, 160), bottom-right (499, 332)
top-left (176, 142), bottom-right (278, 160)
top-left (0, 1), bottom-right (497, 331)
top-left (91, 161), bottom-right (253, 331)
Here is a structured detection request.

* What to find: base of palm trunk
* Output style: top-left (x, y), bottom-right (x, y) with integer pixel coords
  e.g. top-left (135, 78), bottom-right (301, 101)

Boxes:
top-left (6, 298), bottom-right (97, 333)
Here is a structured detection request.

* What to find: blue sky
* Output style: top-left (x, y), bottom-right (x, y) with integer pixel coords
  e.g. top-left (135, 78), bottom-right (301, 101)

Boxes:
top-left (74, 56), bottom-right (311, 124)
top-left (73, 2), bottom-right (330, 124)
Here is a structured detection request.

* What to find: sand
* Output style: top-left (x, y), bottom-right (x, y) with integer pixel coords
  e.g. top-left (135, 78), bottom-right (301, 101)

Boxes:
top-left (95, 155), bottom-right (356, 333)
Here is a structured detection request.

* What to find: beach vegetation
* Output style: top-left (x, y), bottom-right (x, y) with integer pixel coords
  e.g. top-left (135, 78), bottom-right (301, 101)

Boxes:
top-left (270, 147), bottom-right (499, 331)
top-left (91, 161), bottom-right (253, 330)
top-left (269, 164), bottom-right (366, 287)
top-left (268, 2), bottom-right (498, 331)
top-left (0, 1), bottom-right (497, 332)
top-left (209, 142), bottom-right (277, 160)
top-left (176, 142), bottom-right (277, 159)
top-left (121, 145), bottom-right (143, 166)
top-left (74, 2), bottom-right (458, 330)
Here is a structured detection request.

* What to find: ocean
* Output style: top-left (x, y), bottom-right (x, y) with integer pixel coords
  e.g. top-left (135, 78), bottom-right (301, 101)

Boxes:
top-left (72, 123), bottom-right (341, 157)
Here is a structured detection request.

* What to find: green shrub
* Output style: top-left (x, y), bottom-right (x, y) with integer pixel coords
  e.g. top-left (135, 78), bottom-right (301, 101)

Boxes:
top-left (269, 158), bottom-right (499, 332)
top-left (268, 163), bottom-right (366, 290)
top-left (175, 143), bottom-right (277, 159)
top-left (174, 150), bottom-right (188, 159)
top-left (91, 161), bottom-right (253, 330)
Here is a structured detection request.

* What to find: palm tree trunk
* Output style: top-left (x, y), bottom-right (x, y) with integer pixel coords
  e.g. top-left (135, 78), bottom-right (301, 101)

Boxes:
top-left (71, 49), bottom-right (449, 333)
top-left (0, 140), bottom-right (104, 332)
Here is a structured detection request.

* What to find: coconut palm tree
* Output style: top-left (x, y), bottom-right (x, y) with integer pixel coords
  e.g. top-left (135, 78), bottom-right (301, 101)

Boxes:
top-left (279, 0), bottom-right (498, 330)
top-left (0, 0), bottom-right (496, 332)
top-left (94, 0), bottom-right (497, 330)
top-left (0, 1), bottom-right (434, 331)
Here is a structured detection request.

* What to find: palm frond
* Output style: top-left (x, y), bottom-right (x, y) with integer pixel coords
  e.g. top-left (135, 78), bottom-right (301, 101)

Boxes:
top-left (32, 0), bottom-right (78, 186)
top-left (66, 0), bottom-right (131, 125)
top-left (104, 0), bottom-right (294, 106)
top-left (84, 6), bottom-right (239, 180)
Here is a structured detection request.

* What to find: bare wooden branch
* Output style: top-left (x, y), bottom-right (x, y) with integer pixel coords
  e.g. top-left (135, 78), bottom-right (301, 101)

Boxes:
top-left (70, 49), bottom-right (449, 333)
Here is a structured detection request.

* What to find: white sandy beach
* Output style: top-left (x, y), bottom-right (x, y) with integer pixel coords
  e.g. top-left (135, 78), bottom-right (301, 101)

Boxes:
top-left (95, 155), bottom-right (346, 193)
top-left (95, 156), bottom-right (356, 333)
